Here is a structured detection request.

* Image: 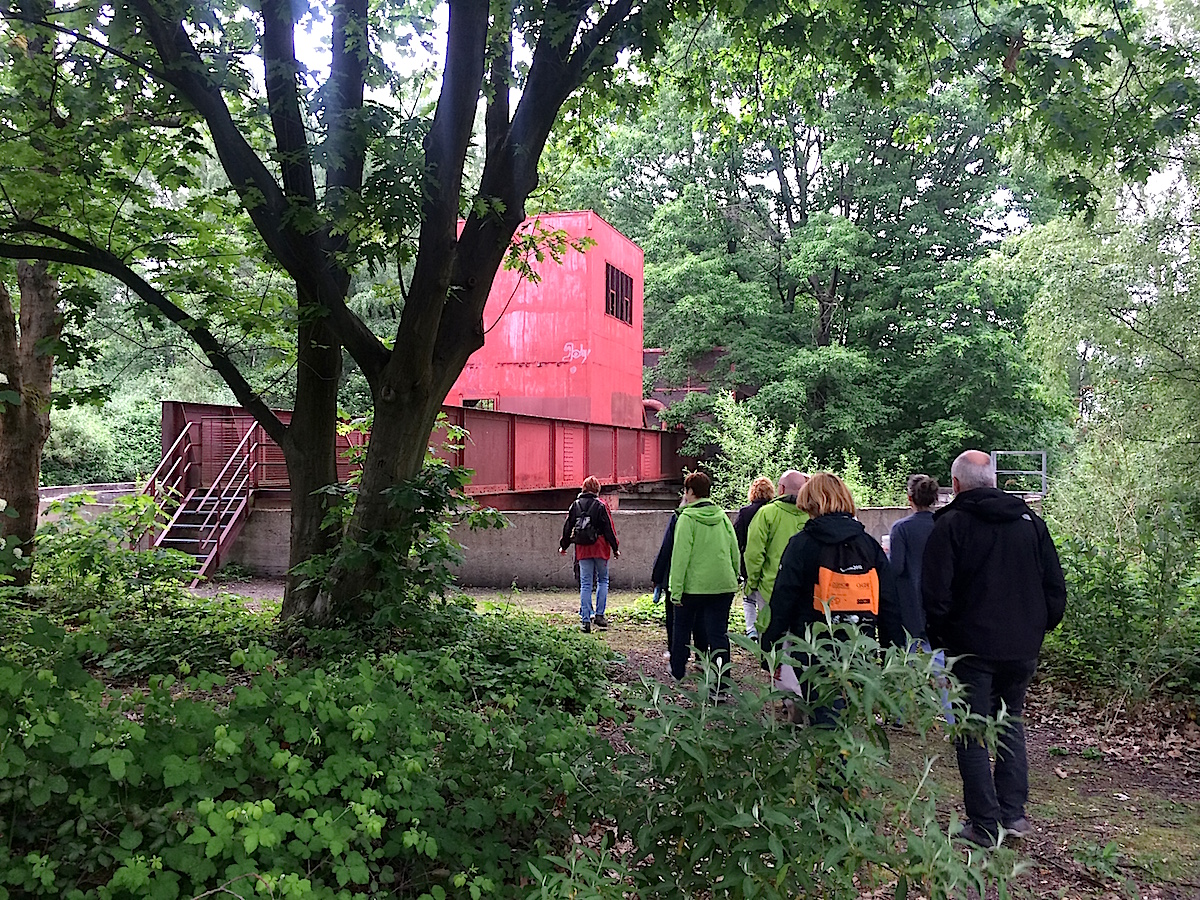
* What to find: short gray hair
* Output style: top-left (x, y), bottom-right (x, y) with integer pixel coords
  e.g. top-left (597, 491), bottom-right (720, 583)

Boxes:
top-left (951, 450), bottom-right (996, 492)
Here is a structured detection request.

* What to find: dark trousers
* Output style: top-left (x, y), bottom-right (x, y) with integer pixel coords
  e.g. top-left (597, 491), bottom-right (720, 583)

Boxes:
top-left (665, 595), bottom-right (708, 654)
top-left (953, 656), bottom-right (1038, 834)
top-left (670, 592), bottom-right (733, 681)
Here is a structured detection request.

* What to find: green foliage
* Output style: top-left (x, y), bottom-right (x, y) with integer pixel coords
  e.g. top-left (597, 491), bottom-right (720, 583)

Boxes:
top-left (1, 595), bottom-right (1023, 900)
top-left (0, 494), bottom-right (278, 677)
top-left (32, 493), bottom-right (194, 602)
top-left (1044, 505), bottom-right (1200, 698)
top-left (297, 415), bottom-right (508, 625)
top-left (530, 629), bottom-right (1017, 899)
top-left (0, 608), bottom-right (617, 899)
top-left (40, 396), bottom-right (163, 486)
top-left (687, 393), bottom-right (910, 508)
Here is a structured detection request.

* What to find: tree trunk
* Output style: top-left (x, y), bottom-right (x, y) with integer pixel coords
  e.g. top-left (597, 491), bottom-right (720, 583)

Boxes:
top-left (311, 367), bottom-right (446, 616)
top-left (0, 261), bottom-right (61, 586)
top-left (278, 312), bottom-right (344, 619)
top-left (813, 265), bottom-right (840, 347)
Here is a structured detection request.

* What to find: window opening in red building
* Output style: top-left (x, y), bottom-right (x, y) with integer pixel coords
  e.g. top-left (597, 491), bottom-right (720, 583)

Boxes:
top-left (463, 398), bottom-right (496, 410)
top-left (605, 263), bottom-right (633, 325)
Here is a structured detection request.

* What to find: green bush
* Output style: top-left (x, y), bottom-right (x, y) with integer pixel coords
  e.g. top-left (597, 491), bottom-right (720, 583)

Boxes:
top-left (0, 494), bottom-right (278, 678)
top-left (40, 397), bottom-right (162, 486)
top-left (0, 611), bottom-right (616, 900)
top-left (1043, 528), bottom-right (1200, 697)
top-left (530, 630), bottom-right (1017, 900)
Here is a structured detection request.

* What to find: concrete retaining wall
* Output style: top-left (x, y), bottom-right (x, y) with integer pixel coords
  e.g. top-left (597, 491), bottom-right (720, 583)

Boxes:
top-left (225, 508), bottom-right (292, 576)
top-left (446, 507), bottom-right (917, 590)
top-left (223, 506), bottom-right (921, 588)
top-left (37, 485), bottom-right (1035, 588)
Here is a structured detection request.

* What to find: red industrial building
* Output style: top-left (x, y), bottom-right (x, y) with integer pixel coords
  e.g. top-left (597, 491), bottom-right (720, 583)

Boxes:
top-left (143, 212), bottom-right (682, 579)
top-left (445, 210), bottom-right (646, 428)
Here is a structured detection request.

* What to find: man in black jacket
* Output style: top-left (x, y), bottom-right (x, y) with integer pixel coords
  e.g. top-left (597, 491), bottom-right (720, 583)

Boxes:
top-left (923, 450), bottom-right (1067, 847)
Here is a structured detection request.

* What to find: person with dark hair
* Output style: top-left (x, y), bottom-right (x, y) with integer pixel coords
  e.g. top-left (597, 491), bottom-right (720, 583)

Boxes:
top-left (668, 471), bottom-right (740, 687)
top-left (559, 475), bottom-right (619, 633)
top-left (889, 474), bottom-right (952, 725)
top-left (923, 450), bottom-right (1066, 847)
top-left (650, 502), bottom-right (707, 661)
top-left (889, 474), bottom-right (940, 643)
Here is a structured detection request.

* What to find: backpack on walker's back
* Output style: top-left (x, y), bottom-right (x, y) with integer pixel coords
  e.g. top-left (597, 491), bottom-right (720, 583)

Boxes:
top-left (812, 539), bottom-right (879, 626)
top-left (570, 499), bottom-right (601, 545)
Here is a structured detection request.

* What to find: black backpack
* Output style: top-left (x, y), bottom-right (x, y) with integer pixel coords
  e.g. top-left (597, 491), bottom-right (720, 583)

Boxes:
top-left (812, 537), bottom-right (880, 633)
top-left (570, 499), bottom-right (601, 545)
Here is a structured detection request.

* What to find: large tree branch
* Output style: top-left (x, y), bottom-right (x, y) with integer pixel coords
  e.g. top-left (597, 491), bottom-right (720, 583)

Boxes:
top-left (394, 0), bottom-right (490, 367)
top-left (325, 0), bottom-right (368, 202)
top-left (131, 0), bottom-right (388, 381)
top-left (261, 0), bottom-right (317, 203)
top-left (484, 0), bottom-right (514, 159)
top-left (0, 232), bottom-right (288, 444)
top-left (130, 0), bottom-right (305, 277)
top-left (437, 0), bottom-right (632, 374)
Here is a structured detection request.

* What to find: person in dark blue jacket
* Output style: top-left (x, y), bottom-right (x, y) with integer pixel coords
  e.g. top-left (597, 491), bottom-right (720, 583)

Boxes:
top-left (889, 474), bottom-right (953, 725)
top-left (651, 506), bottom-right (707, 661)
top-left (888, 474), bottom-right (940, 643)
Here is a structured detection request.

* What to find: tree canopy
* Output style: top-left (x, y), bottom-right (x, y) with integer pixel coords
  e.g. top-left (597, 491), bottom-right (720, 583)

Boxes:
top-left (2, 0), bottom-right (1198, 614)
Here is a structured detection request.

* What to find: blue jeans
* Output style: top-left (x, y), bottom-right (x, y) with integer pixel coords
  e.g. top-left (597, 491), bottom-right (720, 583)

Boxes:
top-left (909, 639), bottom-right (955, 725)
top-left (578, 557), bottom-right (609, 624)
top-left (953, 656), bottom-right (1038, 835)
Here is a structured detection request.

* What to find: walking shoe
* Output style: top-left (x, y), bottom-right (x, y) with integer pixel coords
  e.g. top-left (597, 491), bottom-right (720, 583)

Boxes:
top-left (955, 822), bottom-right (997, 848)
top-left (592, 614), bottom-right (609, 629)
top-left (581, 620), bottom-right (591, 633)
top-left (1003, 817), bottom-right (1034, 838)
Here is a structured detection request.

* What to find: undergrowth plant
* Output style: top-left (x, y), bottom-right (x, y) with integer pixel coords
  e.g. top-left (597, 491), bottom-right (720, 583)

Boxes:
top-left (0, 494), bottom-right (278, 678)
top-left (1043, 496), bottom-right (1200, 698)
top-left (0, 610), bottom-right (617, 900)
top-left (295, 414), bottom-right (507, 629)
top-left (534, 628), bottom-right (1019, 900)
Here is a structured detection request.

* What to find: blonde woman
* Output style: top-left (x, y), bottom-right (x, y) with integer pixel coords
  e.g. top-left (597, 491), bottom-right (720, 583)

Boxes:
top-left (761, 473), bottom-right (900, 724)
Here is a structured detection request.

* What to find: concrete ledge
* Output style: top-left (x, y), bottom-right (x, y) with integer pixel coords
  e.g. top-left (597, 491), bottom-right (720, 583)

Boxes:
top-left (451, 510), bottom-right (676, 590)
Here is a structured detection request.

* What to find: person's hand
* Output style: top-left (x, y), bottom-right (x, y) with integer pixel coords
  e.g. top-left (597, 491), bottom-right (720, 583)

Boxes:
top-left (558, 548), bottom-right (566, 555)
top-left (613, 550), bottom-right (621, 559)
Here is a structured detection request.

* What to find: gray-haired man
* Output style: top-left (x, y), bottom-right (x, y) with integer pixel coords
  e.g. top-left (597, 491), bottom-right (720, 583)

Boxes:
top-left (922, 450), bottom-right (1066, 847)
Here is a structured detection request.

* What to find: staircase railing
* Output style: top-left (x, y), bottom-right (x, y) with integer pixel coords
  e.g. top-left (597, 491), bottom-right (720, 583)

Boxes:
top-left (190, 423), bottom-right (261, 584)
top-left (140, 423), bottom-right (198, 544)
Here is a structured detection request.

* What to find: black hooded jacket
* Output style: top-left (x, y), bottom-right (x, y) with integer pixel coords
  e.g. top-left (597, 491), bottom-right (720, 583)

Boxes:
top-left (921, 487), bottom-right (1066, 661)
top-left (761, 512), bottom-right (901, 651)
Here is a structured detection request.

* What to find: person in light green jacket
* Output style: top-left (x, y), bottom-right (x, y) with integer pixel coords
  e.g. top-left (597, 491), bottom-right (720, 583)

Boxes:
top-left (743, 470), bottom-right (809, 638)
top-left (668, 471), bottom-right (740, 683)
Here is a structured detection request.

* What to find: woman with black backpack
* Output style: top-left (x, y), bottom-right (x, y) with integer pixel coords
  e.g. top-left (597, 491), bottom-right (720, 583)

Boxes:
top-left (559, 475), bottom-right (619, 633)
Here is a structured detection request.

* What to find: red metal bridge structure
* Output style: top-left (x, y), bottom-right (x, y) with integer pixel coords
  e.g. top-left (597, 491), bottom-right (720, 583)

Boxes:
top-left (142, 400), bottom-right (684, 583)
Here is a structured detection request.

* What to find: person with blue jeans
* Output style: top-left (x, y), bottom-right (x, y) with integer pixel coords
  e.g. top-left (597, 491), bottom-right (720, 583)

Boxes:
top-left (923, 450), bottom-right (1066, 847)
top-left (559, 475), bottom-right (619, 633)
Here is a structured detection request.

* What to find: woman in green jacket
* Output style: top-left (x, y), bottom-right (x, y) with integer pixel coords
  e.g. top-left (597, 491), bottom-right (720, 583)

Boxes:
top-left (668, 471), bottom-right (741, 682)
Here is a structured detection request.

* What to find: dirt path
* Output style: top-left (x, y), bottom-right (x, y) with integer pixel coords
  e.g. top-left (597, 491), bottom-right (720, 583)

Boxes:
top-left (208, 580), bottom-right (1200, 898)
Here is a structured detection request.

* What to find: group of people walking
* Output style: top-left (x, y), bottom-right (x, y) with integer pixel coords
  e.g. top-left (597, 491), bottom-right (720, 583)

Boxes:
top-left (559, 450), bottom-right (1067, 847)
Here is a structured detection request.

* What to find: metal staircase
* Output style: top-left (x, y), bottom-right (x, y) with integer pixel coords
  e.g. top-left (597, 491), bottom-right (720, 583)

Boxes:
top-left (142, 420), bottom-right (260, 586)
